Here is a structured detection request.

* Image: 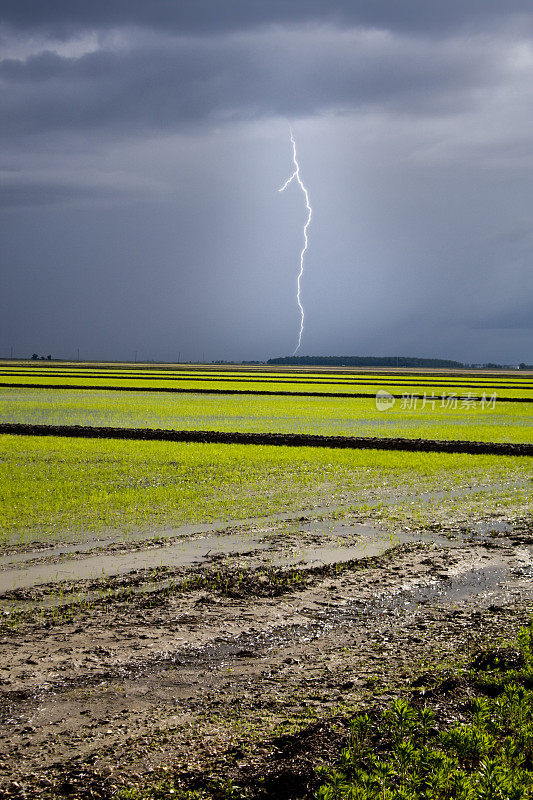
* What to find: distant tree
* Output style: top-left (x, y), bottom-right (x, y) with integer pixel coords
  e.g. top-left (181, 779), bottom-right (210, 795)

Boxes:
top-left (31, 353), bottom-right (39, 360)
top-left (47, 354), bottom-right (51, 360)
top-left (267, 355), bottom-right (466, 368)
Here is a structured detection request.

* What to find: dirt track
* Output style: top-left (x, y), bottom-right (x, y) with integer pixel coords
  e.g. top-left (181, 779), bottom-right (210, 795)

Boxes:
top-left (1, 422), bottom-right (532, 456)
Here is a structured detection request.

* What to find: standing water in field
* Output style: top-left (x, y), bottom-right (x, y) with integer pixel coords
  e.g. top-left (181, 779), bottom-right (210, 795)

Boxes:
top-left (0, 520), bottom-right (431, 593)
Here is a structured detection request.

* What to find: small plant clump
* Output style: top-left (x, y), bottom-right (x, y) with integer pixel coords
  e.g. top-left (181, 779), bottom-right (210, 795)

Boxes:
top-left (317, 623), bottom-right (533, 800)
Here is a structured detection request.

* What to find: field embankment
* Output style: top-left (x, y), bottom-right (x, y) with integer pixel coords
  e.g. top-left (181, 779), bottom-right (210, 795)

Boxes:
top-left (2, 421), bottom-right (533, 456)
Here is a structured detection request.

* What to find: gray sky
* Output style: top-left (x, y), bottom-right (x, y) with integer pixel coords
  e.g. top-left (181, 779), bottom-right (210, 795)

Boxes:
top-left (1, 1), bottom-right (532, 363)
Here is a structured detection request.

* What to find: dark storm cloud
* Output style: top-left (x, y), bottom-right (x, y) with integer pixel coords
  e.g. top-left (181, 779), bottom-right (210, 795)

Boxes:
top-left (1, 1), bottom-right (532, 363)
top-left (2, 0), bottom-right (533, 37)
top-left (475, 308), bottom-right (533, 331)
top-left (0, 30), bottom-right (500, 138)
top-left (0, 181), bottom-right (132, 208)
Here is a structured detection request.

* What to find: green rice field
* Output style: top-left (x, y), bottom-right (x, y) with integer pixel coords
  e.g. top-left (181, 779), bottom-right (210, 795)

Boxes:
top-left (1, 361), bottom-right (531, 545)
top-left (1, 433), bottom-right (531, 545)
top-left (0, 387), bottom-right (531, 443)
top-left (0, 362), bottom-right (532, 398)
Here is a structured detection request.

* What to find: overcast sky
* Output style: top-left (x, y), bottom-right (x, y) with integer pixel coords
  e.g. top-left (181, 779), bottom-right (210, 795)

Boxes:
top-left (1, 1), bottom-right (532, 363)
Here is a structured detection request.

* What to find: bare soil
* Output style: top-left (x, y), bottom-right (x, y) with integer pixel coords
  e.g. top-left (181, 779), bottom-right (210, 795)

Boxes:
top-left (1, 514), bottom-right (533, 799)
top-left (1, 423), bottom-right (532, 455)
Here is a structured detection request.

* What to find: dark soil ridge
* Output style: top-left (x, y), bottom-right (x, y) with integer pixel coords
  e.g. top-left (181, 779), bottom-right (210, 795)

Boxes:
top-left (0, 382), bottom-right (531, 402)
top-left (1, 370), bottom-right (532, 392)
top-left (3, 361), bottom-right (532, 377)
top-left (1, 422), bottom-right (532, 456)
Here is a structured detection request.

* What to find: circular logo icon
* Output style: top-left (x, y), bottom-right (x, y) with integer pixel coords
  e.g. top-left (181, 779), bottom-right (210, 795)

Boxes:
top-left (375, 390), bottom-right (395, 411)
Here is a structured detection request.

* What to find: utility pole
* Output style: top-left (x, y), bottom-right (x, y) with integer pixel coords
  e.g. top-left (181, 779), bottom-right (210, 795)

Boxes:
top-left (77, 348), bottom-right (80, 362)
top-left (134, 350), bottom-right (137, 363)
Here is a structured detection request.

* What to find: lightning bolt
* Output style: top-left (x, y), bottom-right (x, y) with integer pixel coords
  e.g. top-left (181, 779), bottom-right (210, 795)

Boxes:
top-left (279, 128), bottom-right (312, 355)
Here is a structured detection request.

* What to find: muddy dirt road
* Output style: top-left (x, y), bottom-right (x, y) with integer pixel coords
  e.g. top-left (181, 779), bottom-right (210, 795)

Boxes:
top-left (0, 512), bottom-right (532, 799)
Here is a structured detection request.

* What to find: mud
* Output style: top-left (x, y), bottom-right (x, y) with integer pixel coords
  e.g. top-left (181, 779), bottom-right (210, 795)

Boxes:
top-left (1, 513), bottom-right (533, 799)
top-left (0, 521), bottom-right (409, 593)
top-left (1, 422), bottom-right (533, 455)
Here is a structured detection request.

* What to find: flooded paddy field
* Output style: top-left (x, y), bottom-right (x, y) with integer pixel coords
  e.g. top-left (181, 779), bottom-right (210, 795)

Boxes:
top-left (0, 363), bottom-right (532, 799)
top-left (1, 387), bottom-right (532, 443)
top-left (1, 362), bottom-right (532, 400)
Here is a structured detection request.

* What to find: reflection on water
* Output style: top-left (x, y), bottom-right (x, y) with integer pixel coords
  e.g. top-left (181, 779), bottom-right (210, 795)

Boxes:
top-left (0, 521), bottom-right (429, 593)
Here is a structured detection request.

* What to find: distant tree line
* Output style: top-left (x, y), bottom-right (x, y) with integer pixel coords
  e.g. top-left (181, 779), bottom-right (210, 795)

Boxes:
top-left (267, 355), bottom-right (466, 368)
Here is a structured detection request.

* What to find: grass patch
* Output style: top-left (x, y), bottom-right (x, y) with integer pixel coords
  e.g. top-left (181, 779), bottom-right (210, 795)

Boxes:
top-left (317, 624), bottom-right (533, 799)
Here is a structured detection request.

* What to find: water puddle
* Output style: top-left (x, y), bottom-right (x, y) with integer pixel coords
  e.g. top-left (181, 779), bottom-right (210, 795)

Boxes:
top-left (468, 519), bottom-right (515, 535)
top-left (392, 566), bottom-right (512, 610)
top-left (0, 519), bottom-right (271, 567)
top-left (0, 505), bottom-right (381, 566)
top-left (342, 547), bottom-right (532, 619)
top-left (264, 524), bottom-right (445, 568)
top-left (0, 522), bottom-right (430, 593)
top-left (2, 474), bottom-right (523, 563)
top-left (0, 502), bottom-right (522, 596)
top-left (0, 531), bottom-right (270, 593)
